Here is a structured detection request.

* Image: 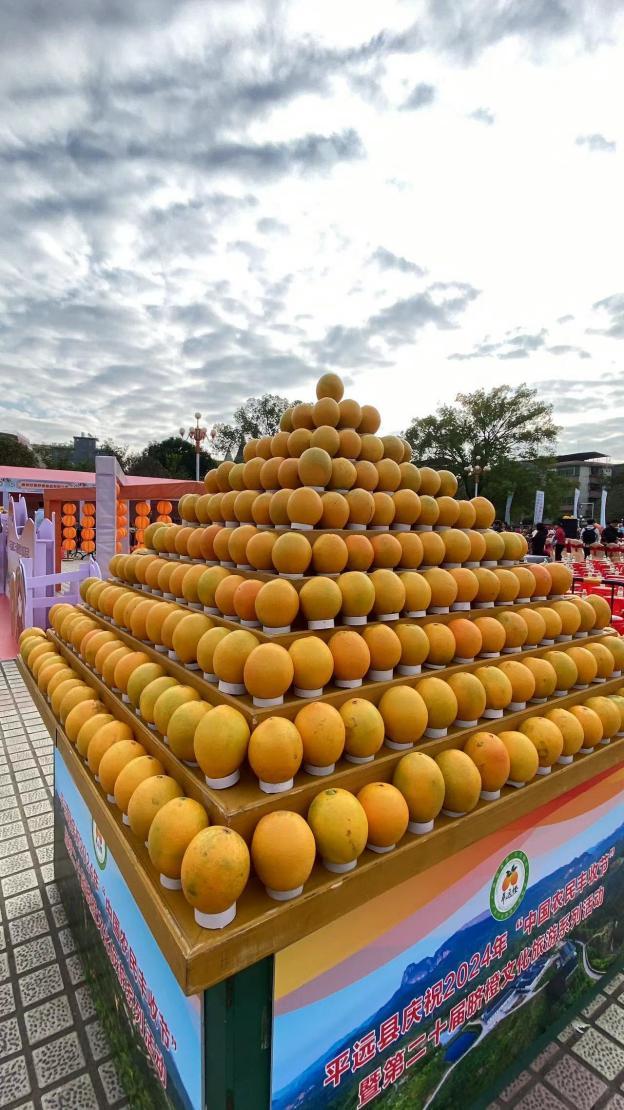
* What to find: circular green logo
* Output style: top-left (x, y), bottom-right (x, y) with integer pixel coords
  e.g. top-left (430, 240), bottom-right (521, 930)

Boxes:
top-left (490, 850), bottom-right (529, 920)
top-left (92, 820), bottom-right (108, 871)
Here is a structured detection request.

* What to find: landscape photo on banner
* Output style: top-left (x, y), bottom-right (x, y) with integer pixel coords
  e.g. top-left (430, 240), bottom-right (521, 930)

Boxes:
top-left (55, 749), bottom-right (204, 1110)
top-left (272, 765), bottom-right (624, 1109)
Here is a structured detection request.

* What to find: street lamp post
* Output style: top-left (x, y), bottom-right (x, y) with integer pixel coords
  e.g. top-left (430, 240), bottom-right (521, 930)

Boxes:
top-left (180, 413), bottom-right (208, 482)
top-left (464, 456), bottom-right (491, 497)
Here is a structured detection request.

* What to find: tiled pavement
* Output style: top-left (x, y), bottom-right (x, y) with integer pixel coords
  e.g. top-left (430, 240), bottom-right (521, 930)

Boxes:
top-left (488, 973), bottom-right (624, 1109)
top-left (3, 658), bottom-right (624, 1110)
top-left (0, 660), bottom-right (128, 1109)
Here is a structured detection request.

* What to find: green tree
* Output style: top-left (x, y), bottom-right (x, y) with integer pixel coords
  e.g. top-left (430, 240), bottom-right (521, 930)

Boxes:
top-left (0, 434), bottom-right (40, 468)
top-left (403, 384), bottom-right (569, 520)
top-left (127, 436), bottom-right (216, 479)
top-left (212, 394), bottom-right (300, 458)
top-left (97, 440), bottom-right (133, 470)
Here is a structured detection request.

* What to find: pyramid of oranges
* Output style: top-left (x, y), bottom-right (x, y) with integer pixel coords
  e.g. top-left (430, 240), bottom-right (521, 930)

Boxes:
top-left (28, 369), bottom-right (624, 929)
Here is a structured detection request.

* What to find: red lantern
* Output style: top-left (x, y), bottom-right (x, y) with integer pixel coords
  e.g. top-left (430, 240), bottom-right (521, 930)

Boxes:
top-left (157, 500), bottom-right (172, 514)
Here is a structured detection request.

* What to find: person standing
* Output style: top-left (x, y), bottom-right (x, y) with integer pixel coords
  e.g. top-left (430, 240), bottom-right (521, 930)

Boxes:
top-left (553, 521), bottom-right (566, 562)
top-left (531, 522), bottom-right (547, 556)
top-left (601, 520), bottom-right (619, 546)
top-left (581, 520), bottom-right (598, 559)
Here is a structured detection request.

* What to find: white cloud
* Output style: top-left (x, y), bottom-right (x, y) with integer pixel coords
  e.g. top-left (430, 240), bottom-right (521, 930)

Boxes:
top-left (0, 0), bottom-right (623, 459)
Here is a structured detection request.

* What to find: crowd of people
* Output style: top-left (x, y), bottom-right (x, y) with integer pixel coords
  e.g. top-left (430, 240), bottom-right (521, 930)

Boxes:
top-left (491, 518), bottom-right (624, 561)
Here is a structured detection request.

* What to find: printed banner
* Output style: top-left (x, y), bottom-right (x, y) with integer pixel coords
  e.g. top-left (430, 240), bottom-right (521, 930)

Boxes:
top-left (533, 490), bottom-right (545, 524)
top-left (55, 749), bottom-right (203, 1110)
top-left (272, 764), bottom-right (624, 1109)
top-left (600, 489), bottom-right (608, 528)
top-left (573, 488), bottom-right (580, 517)
top-left (504, 493), bottom-right (513, 525)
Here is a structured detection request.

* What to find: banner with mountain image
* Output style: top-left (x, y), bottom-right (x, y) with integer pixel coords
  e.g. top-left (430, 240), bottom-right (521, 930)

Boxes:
top-left (272, 764), bottom-right (624, 1109)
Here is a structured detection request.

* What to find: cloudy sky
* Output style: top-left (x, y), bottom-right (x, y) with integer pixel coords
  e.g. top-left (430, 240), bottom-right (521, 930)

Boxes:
top-left (1, 0), bottom-right (623, 459)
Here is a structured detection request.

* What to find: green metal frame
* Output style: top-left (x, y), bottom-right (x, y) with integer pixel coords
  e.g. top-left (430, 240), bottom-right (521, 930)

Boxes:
top-left (204, 957), bottom-right (274, 1110)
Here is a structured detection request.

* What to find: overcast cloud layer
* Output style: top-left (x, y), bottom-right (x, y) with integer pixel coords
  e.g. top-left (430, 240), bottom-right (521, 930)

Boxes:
top-left (1, 0), bottom-right (624, 458)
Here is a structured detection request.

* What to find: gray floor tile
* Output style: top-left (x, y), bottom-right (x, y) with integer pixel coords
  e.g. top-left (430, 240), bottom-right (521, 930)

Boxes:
top-left (0, 954), bottom-right (8, 983)
top-left (531, 1043), bottom-right (560, 1073)
top-left (32, 1031), bottom-right (85, 1089)
top-left (13, 936), bottom-right (56, 975)
top-left (74, 985), bottom-right (95, 1021)
top-left (98, 1059), bottom-right (125, 1106)
top-left (24, 996), bottom-right (73, 1046)
top-left (572, 1027), bottom-right (624, 1080)
top-left (515, 1082), bottom-right (569, 1109)
top-left (0, 1054), bottom-right (31, 1106)
top-left (1, 871), bottom-right (37, 899)
top-left (597, 1003), bottom-right (624, 1046)
top-left (5, 889), bottom-right (43, 921)
top-left (500, 1069), bottom-right (532, 1102)
top-left (0, 1015), bottom-right (22, 1057)
top-left (18, 963), bottom-right (63, 1008)
top-left (544, 1053), bottom-right (607, 1108)
top-left (0, 852), bottom-right (32, 878)
top-left (8, 910), bottom-right (49, 946)
top-left (0, 982), bottom-right (15, 1018)
top-left (64, 956), bottom-right (84, 987)
top-left (605, 973), bottom-right (624, 996)
top-left (84, 1019), bottom-right (110, 1062)
top-left (41, 1072), bottom-right (99, 1109)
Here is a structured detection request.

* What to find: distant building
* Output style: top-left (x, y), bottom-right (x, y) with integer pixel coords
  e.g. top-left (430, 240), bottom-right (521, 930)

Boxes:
top-left (554, 451), bottom-right (611, 519)
top-left (34, 434), bottom-right (98, 470)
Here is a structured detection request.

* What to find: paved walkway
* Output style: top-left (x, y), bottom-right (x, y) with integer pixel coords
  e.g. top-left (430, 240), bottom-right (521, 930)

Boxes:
top-left (0, 660), bottom-right (128, 1109)
top-left (3, 656), bottom-right (624, 1110)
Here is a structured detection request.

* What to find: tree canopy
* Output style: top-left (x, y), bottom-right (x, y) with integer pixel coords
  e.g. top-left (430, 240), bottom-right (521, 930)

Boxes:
top-left (212, 393), bottom-right (300, 459)
top-left (403, 384), bottom-right (570, 521)
top-left (127, 437), bottom-right (216, 479)
top-left (0, 434), bottom-right (39, 468)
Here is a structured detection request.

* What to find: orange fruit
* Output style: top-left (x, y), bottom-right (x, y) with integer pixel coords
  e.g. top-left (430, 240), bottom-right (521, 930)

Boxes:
top-left (76, 713), bottom-right (115, 759)
top-left (194, 705), bottom-right (250, 785)
top-left (475, 666), bottom-right (513, 713)
top-left (64, 699), bottom-right (105, 744)
top-left (233, 579), bottom-right (263, 624)
top-left (287, 487), bottom-right (323, 527)
top-left (499, 731), bottom-right (539, 784)
top-left (355, 460), bottom-right (380, 491)
top-left (568, 597), bottom-right (597, 633)
top-left (153, 685), bottom-right (200, 736)
top-left (115, 755), bottom-right (164, 817)
top-left (329, 630), bottom-right (371, 685)
top-left (377, 686), bottom-right (428, 747)
top-left (569, 704), bottom-right (603, 748)
top-left (418, 467), bottom-right (441, 496)
top-left (213, 629), bottom-right (259, 690)
top-left (424, 623), bottom-right (456, 666)
top-left (251, 812), bottom-right (316, 898)
top-left (360, 434), bottom-right (384, 463)
top-left (498, 610), bottom-right (528, 650)
top-left (295, 701), bottom-right (346, 772)
top-left (436, 496), bottom-right (460, 527)
top-left (584, 696), bottom-right (621, 739)
top-left (357, 782), bottom-right (409, 850)
top-left (287, 428), bottom-right (312, 458)
top-left (401, 571), bottom-right (432, 615)
top-left (463, 732), bottom-right (511, 794)
top-left (362, 625), bottom-right (402, 675)
top-left (543, 650), bottom-right (578, 692)
top-left (298, 447), bottom-right (332, 487)
top-left (443, 528), bottom-right (472, 565)
top-left (307, 788), bottom-right (368, 871)
top-left (255, 579), bottom-right (299, 630)
top-left (271, 532), bottom-right (312, 576)
top-left (449, 618), bottom-right (482, 661)
top-left (498, 659), bottom-right (536, 705)
top-left (316, 372), bottom-right (344, 401)
top-left (181, 826), bottom-right (250, 924)
top-left (550, 600), bottom-right (581, 636)
top-left (521, 657), bottom-right (557, 700)
top-left (312, 397), bottom-right (340, 428)
top-left (196, 627), bottom-right (230, 678)
top-left (269, 489), bottom-right (292, 527)
top-left (545, 708), bottom-right (584, 759)
top-left (139, 676), bottom-right (178, 726)
top-left (536, 606), bottom-right (563, 641)
top-left (371, 492), bottom-right (396, 527)
top-left (359, 404), bottom-right (381, 434)
top-left (449, 568), bottom-right (479, 605)
top-left (337, 572), bottom-right (375, 622)
top-left (299, 578), bottom-right (343, 625)
top-left (493, 569), bottom-right (520, 603)
top-left (585, 594), bottom-right (612, 629)
top-left (421, 568), bottom-right (457, 610)
top-left (339, 698), bottom-right (385, 760)
top-left (392, 752), bottom-right (445, 831)
top-left (584, 641), bottom-right (615, 679)
top-left (447, 672), bottom-right (487, 725)
top-left (470, 496), bottom-right (495, 528)
top-left (148, 797), bottom-right (209, 886)
top-left (289, 637), bottom-right (334, 694)
top-left (127, 775), bottom-right (184, 842)
top-left (396, 532), bottom-right (424, 569)
top-left (167, 701), bottom-right (211, 762)
top-left (565, 645), bottom-right (598, 685)
top-left (521, 607), bottom-right (547, 646)
top-left (435, 750), bottom-right (481, 814)
top-left (312, 534), bottom-right (348, 575)
top-left (98, 739), bottom-right (146, 797)
top-left (329, 458), bottom-right (357, 491)
top-left (87, 721), bottom-right (134, 775)
top-left (395, 625), bottom-right (430, 673)
top-left (416, 676), bottom-right (458, 735)
top-left (248, 717), bottom-right (303, 790)
top-left (319, 491), bottom-right (349, 529)
top-left (346, 488), bottom-right (374, 527)
top-left (438, 470), bottom-right (458, 496)
top-left (246, 531), bottom-right (277, 571)
top-left (244, 643), bottom-right (294, 703)
top-left (520, 718), bottom-right (563, 769)
top-left (419, 531), bottom-right (446, 567)
top-left (482, 531), bottom-right (505, 564)
top-left (371, 533), bottom-right (402, 569)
